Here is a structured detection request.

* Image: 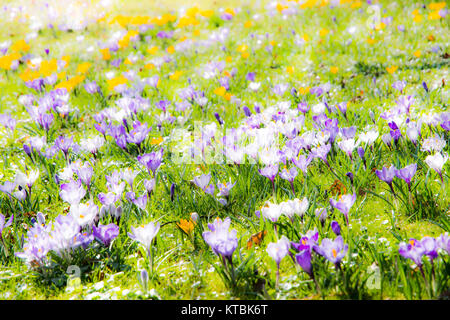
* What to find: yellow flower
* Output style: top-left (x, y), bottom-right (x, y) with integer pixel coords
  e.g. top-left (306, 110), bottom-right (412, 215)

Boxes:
top-left (200, 10), bottom-right (214, 18)
top-left (237, 44), bottom-right (248, 53)
top-left (428, 2), bottom-right (446, 10)
top-left (225, 8), bottom-right (235, 16)
top-left (147, 46), bottom-right (159, 55)
top-left (224, 92), bottom-right (232, 101)
top-left (298, 86), bottom-right (310, 95)
top-left (286, 66), bottom-right (294, 75)
top-left (169, 70), bottom-right (182, 80)
top-left (244, 20), bottom-right (253, 28)
top-left (386, 65), bottom-right (398, 74)
top-left (241, 51), bottom-right (250, 59)
top-left (319, 28), bottom-right (329, 37)
top-left (100, 48), bottom-right (111, 60)
top-left (177, 218), bottom-right (195, 235)
top-left (413, 14), bottom-right (423, 23)
top-left (166, 46), bottom-right (175, 54)
top-left (428, 10), bottom-right (442, 20)
top-left (144, 63), bottom-right (155, 70)
top-left (0, 53), bottom-right (21, 70)
top-left (39, 59), bottom-right (58, 77)
top-left (225, 56), bottom-right (232, 63)
top-left (150, 136), bottom-right (163, 145)
top-left (330, 66), bottom-right (339, 74)
top-left (413, 50), bottom-right (421, 58)
top-left (10, 40), bottom-right (30, 53)
top-left (367, 38), bottom-right (378, 45)
top-left (76, 62), bottom-right (91, 74)
top-left (106, 75), bottom-right (128, 91)
top-left (276, 3), bottom-right (288, 13)
top-left (214, 86), bottom-right (226, 97)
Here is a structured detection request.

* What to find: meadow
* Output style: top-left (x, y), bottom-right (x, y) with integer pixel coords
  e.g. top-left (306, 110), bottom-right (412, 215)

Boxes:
top-left (0, 0), bottom-right (448, 300)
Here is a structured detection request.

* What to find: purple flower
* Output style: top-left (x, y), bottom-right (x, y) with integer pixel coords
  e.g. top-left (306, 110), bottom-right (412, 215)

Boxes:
top-left (437, 233), bottom-right (449, 255)
top-left (395, 164), bottom-right (417, 191)
top-left (298, 102), bottom-right (309, 114)
top-left (137, 149), bottom-right (164, 176)
top-left (314, 236), bottom-right (348, 267)
top-left (392, 80), bottom-right (406, 93)
top-left (331, 220), bottom-right (341, 236)
top-left (128, 221), bottom-right (160, 254)
top-left (311, 144), bottom-right (331, 166)
top-left (420, 236), bottom-right (438, 261)
top-left (329, 193), bottom-right (356, 224)
top-left (399, 239), bottom-right (425, 266)
top-left (84, 81), bottom-right (100, 94)
top-left (0, 213), bottom-right (13, 237)
top-left (216, 181), bottom-right (236, 198)
top-left (295, 249), bottom-right (313, 277)
top-left (202, 217), bottom-right (238, 261)
top-left (132, 193), bottom-right (148, 210)
top-left (292, 155), bottom-right (312, 175)
top-left (55, 135), bottom-right (74, 157)
top-left (267, 236), bottom-right (291, 267)
top-left (93, 223), bottom-right (119, 246)
top-left (192, 174), bottom-right (211, 190)
top-left (375, 165), bottom-right (397, 194)
top-left (258, 165), bottom-right (278, 182)
top-left (337, 102), bottom-right (348, 118)
top-left (291, 230), bottom-right (319, 253)
top-left (246, 72), bottom-right (256, 82)
top-left (59, 180), bottom-right (86, 205)
top-left (76, 163), bottom-right (93, 191)
top-left (279, 166), bottom-right (298, 183)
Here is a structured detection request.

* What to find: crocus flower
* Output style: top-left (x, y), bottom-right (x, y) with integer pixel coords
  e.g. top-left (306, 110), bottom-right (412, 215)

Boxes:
top-left (395, 163), bottom-right (417, 191)
top-left (295, 249), bottom-right (313, 277)
top-left (132, 193), bottom-right (148, 210)
top-left (420, 237), bottom-right (438, 261)
top-left (258, 164), bottom-right (278, 192)
top-left (291, 230), bottom-right (319, 253)
top-left (137, 149), bottom-right (164, 176)
top-left (76, 163), bottom-right (93, 191)
top-left (399, 239), bottom-right (425, 266)
top-left (128, 221), bottom-right (160, 254)
top-left (202, 217), bottom-right (238, 262)
top-left (329, 193), bottom-right (356, 224)
top-left (59, 179), bottom-right (86, 205)
top-left (0, 213), bottom-right (13, 238)
top-left (331, 220), bottom-right (341, 236)
top-left (425, 152), bottom-right (448, 182)
top-left (70, 201), bottom-right (98, 227)
top-left (314, 236), bottom-right (348, 268)
top-left (281, 197), bottom-right (309, 221)
top-left (267, 236), bottom-right (291, 267)
top-left (93, 223), bottom-right (119, 246)
top-left (292, 155), bottom-right (312, 175)
top-left (261, 202), bottom-right (283, 223)
top-left (375, 165), bottom-right (397, 195)
top-left (437, 233), bottom-right (449, 255)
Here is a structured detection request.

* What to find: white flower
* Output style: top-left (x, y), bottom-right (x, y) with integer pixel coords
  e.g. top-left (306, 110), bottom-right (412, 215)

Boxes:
top-left (261, 202), bottom-right (282, 222)
top-left (15, 169), bottom-right (39, 189)
top-left (421, 135), bottom-right (446, 153)
top-left (70, 201), bottom-right (98, 227)
top-left (425, 152), bottom-right (448, 176)
top-left (358, 130), bottom-right (379, 145)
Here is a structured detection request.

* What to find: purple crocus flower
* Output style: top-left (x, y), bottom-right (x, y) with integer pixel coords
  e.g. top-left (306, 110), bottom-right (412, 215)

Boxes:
top-left (437, 233), bottom-right (449, 255)
top-left (132, 193), bottom-right (148, 210)
top-left (192, 174), bottom-right (211, 191)
top-left (311, 144), bottom-right (332, 167)
top-left (267, 236), bottom-right (291, 267)
top-left (298, 102), bottom-right (309, 114)
top-left (98, 192), bottom-right (118, 206)
top-left (202, 217), bottom-right (238, 262)
top-left (93, 223), bottom-right (119, 246)
top-left (137, 149), bottom-right (164, 176)
top-left (395, 164), bottom-right (417, 191)
top-left (59, 179), bottom-right (86, 205)
top-left (392, 80), bottom-right (406, 93)
top-left (292, 155), bottom-right (312, 175)
top-left (0, 213), bottom-right (13, 238)
top-left (246, 72), bottom-right (256, 82)
top-left (331, 220), bottom-right (341, 236)
top-left (337, 102), bottom-right (348, 119)
top-left (55, 135), bottom-right (74, 158)
top-left (84, 81), bottom-right (100, 94)
top-left (76, 163), bottom-right (93, 191)
top-left (216, 181), bottom-right (236, 198)
top-left (329, 193), bottom-right (356, 224)
top-left (375, 165), bottom-right (397, 195)
top-left (313, 236), bottom-right (348, 268)
top-left (128, 221), bottom-right (160, 255)
top-left (295, 249), bottom-right (313, 277)
top-left (399, 239), bottom-right (425, 266)
top-left (258, 164), bottom-right (278, 192)
top-left (291, 230), bottom-right (319, 253)
top-left (420, 236), bottom-right (438, 261)
top-left (214, 112), bottom-right (224, 125)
